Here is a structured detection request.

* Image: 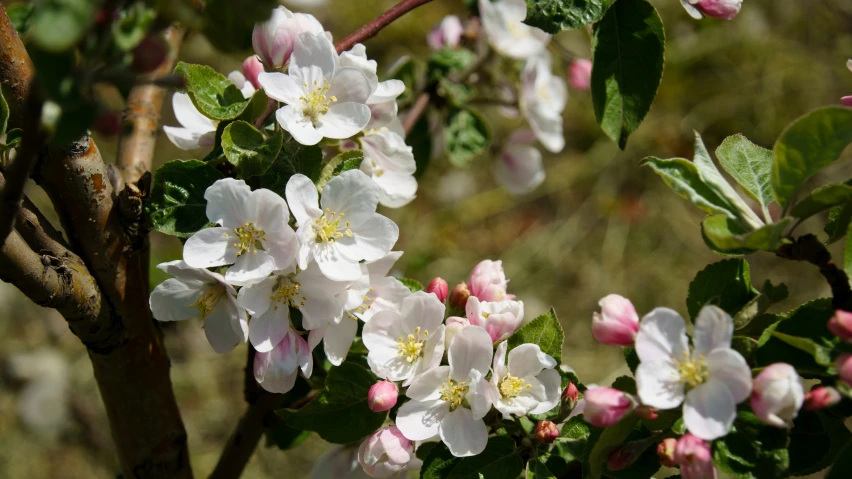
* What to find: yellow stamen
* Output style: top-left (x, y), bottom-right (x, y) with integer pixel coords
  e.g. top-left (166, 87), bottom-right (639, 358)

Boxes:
top-left (299, 79), bottom-right (337, 121)
top-left (440, 378), bottom-right (469, 411)
top-left (676, 351), bottom-right (709, 388)
top-left (396, 326), bottom-right (428, 363)
top-left (270, 277), bottom-right (307, 310)
top-left (499, 373), bottom-right (531, 398)
top-left (314, 209), bottom-right (352, 243)
top-left (190, 285), bottom-right (226, 319)
top-left (231, 222), bottom-right (266, 256)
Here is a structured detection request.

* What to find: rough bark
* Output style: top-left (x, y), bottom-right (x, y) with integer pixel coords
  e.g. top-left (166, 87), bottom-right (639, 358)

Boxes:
top-left (0, 4), bottom-right (34, 130)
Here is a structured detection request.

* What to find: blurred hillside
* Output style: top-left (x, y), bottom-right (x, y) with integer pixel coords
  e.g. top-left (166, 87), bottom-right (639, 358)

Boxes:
top-left (2, 0), bottom-right (852, 477)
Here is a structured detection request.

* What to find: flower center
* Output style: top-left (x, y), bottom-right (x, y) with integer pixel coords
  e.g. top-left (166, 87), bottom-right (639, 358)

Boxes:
top-left (396, 326), bottom-right (428, 363)
top-left (300, 79), bottom-right (337, 121)
top-left (346, 288), bottom-right (375, 321)
top-left (440, 378), bottom-right (469, 411)
top-left (499, 373), bottom-right (531, 398)
top-left (228, 222), bottom-right (266, 256)
top-left (314, 209), bottom-right (352, 243)
top-left (676, 351), bottom-right (709, 388)
top-left (190, 284), bottom-right (226, 319)
top-left (270, 277), bottom-right (306, 310)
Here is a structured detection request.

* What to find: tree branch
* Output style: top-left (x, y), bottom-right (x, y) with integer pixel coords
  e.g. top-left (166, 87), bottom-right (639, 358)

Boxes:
top-left (0, 4), bottom-right (34, 130)
top-left (335, 0), bottom-right (436, 53)
top-left (403, 92), bottom-right (431, 137)
top-left (116, 24), bottom-right (184, 185)
top-left (776, 234), bottom-right (852, 311)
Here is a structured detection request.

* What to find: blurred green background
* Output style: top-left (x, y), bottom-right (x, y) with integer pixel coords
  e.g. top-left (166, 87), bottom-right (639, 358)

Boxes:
top-left (2, 0), bottom-right (852, 477)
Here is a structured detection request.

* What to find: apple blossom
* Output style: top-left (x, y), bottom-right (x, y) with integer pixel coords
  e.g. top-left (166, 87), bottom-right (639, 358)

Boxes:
top-left (635, 306), bottom-right (753, 440)
top-left (358, 426), bottom-right (414, 478)
top-left (680, 0), bottom-right (742, 20)
top-left (258, 32), bottom-right (372, 145)
top-left (493, 137), bottom-right (545, 196)
top-left (368, 381), bottom-right (399, 413)
top-left (444, 316), bottom-right (468, 348)
top-left (242, 55), bottom-right (263, 89)
top-left (359, 128), bottom-right (418, 208)
top-left (658, 438), bottom-right (677, 467)
top-left (149, 260), bottom-right (247, 354)
top-left (183, 178), bottom-right (299, 286)
top-left (466, 296), bottom-right (524, 343)
top-left (396, 326), bottom-right (493, 457)
top-left (477, 0), bottom-right (549, 60)
top-left (488, 341), bottom-right (561, 417)
top-left (803, 386), bottom-right (841, 411)
top-left (520, 54), bottom-right (567, 153)
top-left (568, 59), bottom-right (592, 91)
top-left (675, 434), bottom-right (717, 479)
top-left (285, 170), bottom-right (399, 281)
top-left (837, 353), bottom-right (852, 386)
top-left (827, 309), bottom-right (852, 341)
top-left (252, 5), bottom-right (326, 69)
top-left (426, 278), bottom-right (449, 303)
top-left (468, 259), bottom-right (510, 301)
top-left (582, 387), bottom-right (636, 427)
top-left (427, 15), bottom-right (463, 50)
top-left (591, 294), bottom-right (640, 346)
top-left (228, 70), bottom-right (256, 98)
top-left (338, 44), bottom-right (406, 106)
top-left (253, 326), bottom-right (313, 394)
top-left (750, 363), bottom-right (804, 428)
top-left (163, 93), bottom-right (217, 150)
top-left (535, 420), bottom-right (558, 444)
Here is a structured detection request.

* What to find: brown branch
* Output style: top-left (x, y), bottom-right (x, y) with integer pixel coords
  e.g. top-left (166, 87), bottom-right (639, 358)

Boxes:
top-left (116, 24), bottom-right (185, 185)
top-left (403, 92), bottom-right (430, 137)
top-left (776, 234), bottom-right (852, 311)
top-left (335, 0), bottom-right (436, 53)
top-left (0, 4), bottom-right (34, 130)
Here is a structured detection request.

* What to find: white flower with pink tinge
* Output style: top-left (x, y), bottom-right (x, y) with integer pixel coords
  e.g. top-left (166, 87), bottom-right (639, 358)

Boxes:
top-left (358, 426), bottom-right (415, 478)
top-left (493, 130), bottom-right (545, 196)
top-left (468, 259), bottom-right (511, 301)
top-left (489, 341), bottom-right (561, 418)
top-left (478, 0), bottom-right (549, 60)
top-left (465, 296), bottom-right (525, 344)
top-left (520, 54), bottom-right (567, 153)
top-left (359, 129), bottom-right (418, 208)
top-left (254, 325), bottom-right (313, 394)
top-left (252, 5), bottom-right (327, 69)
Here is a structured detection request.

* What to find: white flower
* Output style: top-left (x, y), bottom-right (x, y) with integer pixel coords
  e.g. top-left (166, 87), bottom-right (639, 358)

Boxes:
top-left (163, 93), bottom-right (217, 150)
top-left (465, 296), bottom-right (524, 344)
top-left (285, 170), bottom-right (399, 281)
top-left (258, 32), bottom-right (372, 145)
top-left (254, 325), bottom-right (313, 393)
top-left (427, 15), bottom-right (464, 50)
top-left (338, 44), bottom-right (406, 106)
top-left (489, 341), bottom-right (561, 418)
top-left (396, 326), bottom-right (493, 457)
top-left (520, 54), bottom-right (567, 153)
top-left (494, 135), bottom-right (545, 196)
top-left (750, 363), bottom-right (805, 429)
top-left (363, 291), bottom-right (446, 385)
top-left (237, 262), bottom-right (350, 352)
top-left (365, 101), bottom-right (402, 133)
top-left (478, 0), bottom-right (549, 60)
top-left (635, 305), bottom-right (753, 440)
top-left (357, 426), bottom-right (415, 478)
top-left (252, 5), bottom-right (327, 69)
top-left (359, 129), bottom-right (418, 208)
top-left (183, 178), bottom-right (299, 286)
top-left (228, 70), bottom-right (257, 98)
top-left (149, 260), bottom-right (248, 354)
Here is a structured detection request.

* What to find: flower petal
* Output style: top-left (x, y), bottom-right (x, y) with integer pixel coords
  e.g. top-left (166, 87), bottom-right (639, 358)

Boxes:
top-left (251, 188), bottom-right (290, 233)
top-left (336, 214), bottom-right (399, 263)
top-left (285, 173), bottom-right (322, 226)
top-left (407, 365), bottom-right (451, 401)
top-left (323, 318), bottom-right (358, 366)
top-left (236, 276), bottom-right (276, 317)
top-left (396, 398), bottom-right (446, 441)
top-left (529, 368), bottom-right (561, 415)
top-left (314, 243), bottom-right (365, 281)
top-left (448, 326), bottom-right (493, 381)
top-left (163, 126), bottom-right (205, 150)
top-left (635, 360), bottom-right (684, 410)
top-left (150, 278), bottom-right (202, 322)
top-left (328, 67), bottom-right (372, 104)
top-left (225, 250), bottom-right (276, 286)
top-left (706, 348), bottom-right (752, 403)
top-left (290, 31), bottom-right (337, 78)
top-left (507, 343), bottom-right (556, 379)
top-left (249, 308), bottom-right (290, 353)
top-left (257, 71), bottom-right (302, 104)
top-left (693, 305), bottom-right (734, 355)
top-left (204, 299), bottom-right (244, 353)
top-left (316, 102), bottom-right (371, 139)
top-left (276, 104), bottom-right (324, 145)
top-left (183, 227), bottom-right (237, 269)
top-left (466, 369), bottom-right (492, 420)
top-left (320, 169), bottom-right (379, 227)
top-left (204, 178), bottom-right (253, 228)
top-left (439, 408), bottom-right (487, 457)
top-left (635, 307), bottom-right (688, 363)
top-left (368, 79), bottom-right (405, 104)
top-left (683, 379), bottom-right (737, 440)
top-left (172, 92), bottom-right (215, 133)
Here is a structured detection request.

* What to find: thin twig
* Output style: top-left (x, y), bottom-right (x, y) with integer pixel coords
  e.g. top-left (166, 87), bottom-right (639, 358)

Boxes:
top-left (776, 234), bottom-right (852, 311)
top-left (403, 92), bottom-right (431, 137)
top-left (335, 0), bottom-right (436, 53)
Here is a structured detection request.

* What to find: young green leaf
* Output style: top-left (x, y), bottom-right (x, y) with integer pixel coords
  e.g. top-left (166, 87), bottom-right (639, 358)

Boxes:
top-left (716, 134), bottom-right (774, 216)
top-left (221, 121), bottom-right (284, 178)
top-left (591, 0), bottom-right (664, 148)
top-left (398, 277), bottom-right (424, 293)
top-left (317, 149), bottom-right (365, 191)
top-left (527, 456), bottom-right (557, 479)
top-left (145, 160), bottom-right (224, 238)
top-left (686, 259), bottom-right (759, 322)
top-left (523, 0), bottom-right (615, 33)
top-left (420, 436), bottom-right (523, 479)
top-left (507, 308), bottom-right (563, 364)
top-left (444, 108), bottom-right (490, 167)
top-left (642, 157), bottom-right (740, 220)
top-left (174, 62), bottom-right (251, 120)
top-left (772, 106), bottom-right (852, 207)
top-left (252, 140), bottom-right (324, 197)
top-left (790, 182), bottom-right (852, 220)
top-left (701, 215), bottom-right (791, 254)
top-left (825, 203), bottom-right (852, 244)
top-left (755, 298), bottom-right (835, 378)
top-left (732, 280), bottom-right (788, 330)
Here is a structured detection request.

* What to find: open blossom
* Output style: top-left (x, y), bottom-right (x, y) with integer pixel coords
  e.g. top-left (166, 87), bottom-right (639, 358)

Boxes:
top-left (465, 296), bottom-right (525, 343)
top-left (592, 294), bottom-right (640, 346)
top-left (489, 341), bottom-right (561, 417)
top-left (252, 5), bottom-right (326, 69)
top-left (675, 434), bottom-right (717, 479)
top-left (237, 262), bottom-right (349, 352)
top-left (520, 54), bottom-right (567, 153)
top-left (359, 129), bottom-right (418, 208)
top-left (254, 326), bottom-right (313, 394)
top-left (338, 44), bottom-right (405, 106)
top-left (285, 170), bottom-right (399, 281)
top-left (363, 292), bottom-right (446, 385)
top-left (468, 259), bottom-right (510, 301)
top-left (750, 363), bottom-right (804, 428)
top-left (427, 15), bottom-right (464, 50)
top-left (582, 387), bottom-right (636, 427)
top-left (396, 326), bottom-right (493, 457)
top-left (493, 131), bottom-right (545, 196)
top-left (183, 178), bottom-right (298, 286)
top-left (163, 93), bottom-right (217, 150)
top-left (680, 0), bottom-right (742, 20)
top-left (478, 0), bottom-right (549, 60)
top-left (358, 426), bottom-right (414, 478)
top-left (149, 260), bottom-right (247, 354)
top-left (259, 32), bottom-right (371, 145)
top-left (635, 305), bottom-right (752, 440)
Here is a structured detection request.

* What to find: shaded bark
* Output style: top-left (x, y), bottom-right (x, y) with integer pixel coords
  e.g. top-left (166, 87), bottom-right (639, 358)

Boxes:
top-left (0, 4), bottom-right (34, 130)
top-left (776, 234), bottom-right (852, 311)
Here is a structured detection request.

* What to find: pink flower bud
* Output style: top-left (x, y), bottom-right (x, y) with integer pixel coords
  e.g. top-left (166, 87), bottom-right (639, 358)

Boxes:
top-left (567, 59), bottom-right (592, 91)
top-left (241, 55), bottom-right (264, 89)
top-left (591, 294), bottom-right (639, 346)
top-left (426, 277), bottom-right (449, 303)
top-left (562, 382), bottom-right (580, 409)
top-left (535, 420), bottom-right (559, 444)
top-left (675, 434), bottom-right (716, 479)
top-left (837, 353), bottom-right (852, 386)
top-left (657, 438), bottom-right (677, 467)
top-left (252, 6), bottom-right (326, 69)
top-left (828, 310), bottom-right (852, 341)
top-left (449, 283), bottom-right (470, 309)
top-left (427, 15), bottom-right (464, 50)
top-left (468, 260), bottom-right (510, 302)
top-left (803, 386), bottom-right (842, 411)
top-left (582, 387), bottom-right (635, 427)
top-left (132, 33), bottom-right (168, 73)
top-left (358, 426), bottom-right (413, 478)
top-left (636, 405), bottom-right (659, 421)
top-left (750, 363), bottom-right (804, 428)
top-left (367, 380), bottom-right (398, 412)
top-left (681, 0), bottom-right (742, 20)
top-left (842, 96), bottom-right (852, 108)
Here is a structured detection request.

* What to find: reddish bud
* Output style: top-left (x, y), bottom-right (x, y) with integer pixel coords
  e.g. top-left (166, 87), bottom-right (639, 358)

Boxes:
top-left (562, 382), bottom-right (580, 409)
top-left (582, 387), bottom-right (635, 428)
top-left (838, 354), bottom-right (852, 386)
top-left (828, 310), bottom-right (852, 341)
top-left (635, 405), bottom-right (659, 421)
top-left (803, 386), bottom-right (842, 411)
top-left (657, 438), bottom-right (677, 467)
top-left (426, 277), bottom-right (449, 303)
top-left (535, 420), bottom-right (559, 444)
top-left (132, 34), bottom-right (169, 73)
top-left (449, 282), bottom-right (470, 309)
top-left (367, 380), bottom-right (398, 412)
top-left (591, 294), bottom-right (639, 346)
top-left (92, 111), bottom-right (122, 137)
top-left (567, 59), bottom-right (592, 91)
top-left (843, 96), bottom-right (852, 108)
top-left (241, 55), bottom-right (264, 90)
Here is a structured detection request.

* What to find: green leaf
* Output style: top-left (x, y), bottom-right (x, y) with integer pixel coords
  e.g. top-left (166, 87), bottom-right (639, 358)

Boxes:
top-left (712, 412), bottom-right (789, 479)
top-left (27, 0), bottom-right (95, 52)
top-left (527, 456), bottom-right (557, 479)
top-left (264, 422), bottom-right (310, 451)
top-left (591, 0), bottom-right (664, 149)
top-left (770, 331), bottom-right (833, 366)
top-left (428, 48), bottom-right (477, 82)
top-left (221, 121), bottom-right (283, 178)
top-left (317, 149), bottom-right (365, 191)
top-left (277, 362), bottom-right (386, 444)
top-left (716, 134), bottom-right (774, 215)
top-left (686, 259), bottom-right (759, 322)
top-left (202, 0), bottom-right (277, 51)
top-left (420, 436), bottom-right (523, 479)
top-left (145, 160), bottom-right (223, 238)
top-left (825, 203), bottom-right (852, 244)
top-left (732, 280), bottom-right (789, 330)
top-left (7, 3), bottom-right (33, 33)
top-left (507, 309), bottom-right (563, 364)
top-left (610, 376), bottom-right (636, 395)
top-left (641, 157), bottom-right (739, 218)
top-left (174, 62), bottom-right (251, 121)
top-left (701, 215), bottom-right (792, 254)
top-left (398, 277), bottom-right (423, 293)
top-left (559, 415), bottom-right (591, 441)
top-left (756, 299), bottom-right (835, 377)
top-left (790, 182), bottom-right (852, 220)
top-left (112, 3), bottom-right (156, 51)
top-left (789, 410), bottom-right (852, 476)
top-left (523, 0), bottom-right (615, 33)
top-left (444, 108), bottom-right (490, 167)
top-left (252, 140), bottom-right (324, 197)
top-left (0, 88), bottom-right (7, 137)
top-left (772, 106), bottom-right (852, 207)
top-left (584, 415), bottom-right (640, 479)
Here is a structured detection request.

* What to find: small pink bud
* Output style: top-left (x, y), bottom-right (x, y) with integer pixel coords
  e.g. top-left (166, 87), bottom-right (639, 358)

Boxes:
top-left (468, 259), bottom-right (510, 301)
top-left (657, 438), bottom-right (677, 467)
top-left (804, 386), bottom-right (842, 411)
top-left (750, 363), bottom-right (804, 428)
top-left (591, 294), bottom-right (640, 346)
top-left (367, 380), bottom-right (398, 412)
top-left (828, 310), bottom-right (852, 341)
top-left (636, 405), bottom-right (659, 421)
top-left (674, 434), bottom-right (716, 479)
top-left (582, 387), bottom-right (635, 428)
top-left (682, 0), bottom-right (742, 20)
top-left (132, 34), bottom-right (169, 73)
top-left (535, 420), bottom-right (559, 444)
top-left (837, 354), bottom-right (852, 386)
top-left (426, 278), bottom-right (449, 303)
top-left (427, 15), bottom-right (464, 50)
top-left (842, 96), bottom-right (852, 108)
top-left (562, 382), bottom-right (580, 408)
top-left (252, 6), bottom-right (326, 69)
top-left (241, 55), bottom-right (264, 89)
top-left (449, 283), bottom-right (470, 309)
top-left (567, 59), bottom-right (592, 91)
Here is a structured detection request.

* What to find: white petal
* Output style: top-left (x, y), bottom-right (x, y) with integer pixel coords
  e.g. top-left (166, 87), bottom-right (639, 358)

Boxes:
top-left (183, 227), bottom-right (237, 268)
top-left (706, 348), bottom-right (753, 403)
top-left (204, 300), bottom-right (244, 353)
top-left (314, 243), bottom-right (365, 281)
top-left (492, 341), bottom-right (508, 375)
top-left (285, 173), bottom-right (322, 226)
top-left (407, 365), bottom-right (451, 401)
top-left (529, 368), bottom-right (561, 415)
top-left (150, 278), bottom-right (202, 322)
top-left (204, 178), bottom-right (252, 228)
top-left (396, 399), bottom-right (447, 441)
top-left (635, 307), bottom-right (689, 363)
top-left (321, 170), bottom-right (380, 227)
top-left (265, 227), bottom-right (299, 272)
top-left (400, 291), bottom-right (446, 333)
top-left (466, 369), bottom-right (492, 420)
top-left (373, 172), bottom-right (418, 208)
top-left (693, 305), bottom-right (734, 355)
top-left (368, 79), bottom-right (405, 104)
top-left (316, 102), bottom-right (371, 139)
top-left (683, 380), bottom-right (737, 440)
top-left (254, 340), bottom-right (300, 394)
top-left (494, 144), bottom-right (544, 195)
top-left (507, 343), bottom-right (556, 379)
top-left (257, 72), bottom-right (302, 104)
top-left (163, 126), bottom-right (205, 150)
top-left (251, 188), bottom-right (290, 232)
top-left (368, 347), bottom-right (417, 382)
top-left (249, 308), bottom-right (290, 353)
top-left (411, 324), bottom-right (446, 385)
top-left (336, 214), bottom-right (399, 262)
top-left (172, 92), bottom-right (215, 133)
top-left (448, 326), bottom-right (493, 381)
top-left (225, 250), bottom-right (275, 286)
top-left (366, 251), bottom-right (403, 279)
top-left (323, 318), bottom-right (358, 366)
top-left (635, 360), bottom-right (684, 409)
top-left (439, 408), bottom-right (487, 457)
top-left (276, 105), bottom-right (324, 145)
top-left (290, 31), bottom-right (337, 78)
top-left (236, 276), bottom-right (276, 316)
top-left (328, 67), bottom-right (372, 104)
top-left (299, 283), bottom-right (346, 330)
